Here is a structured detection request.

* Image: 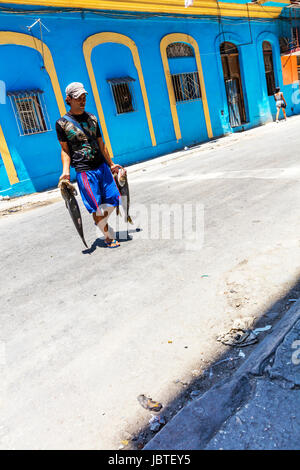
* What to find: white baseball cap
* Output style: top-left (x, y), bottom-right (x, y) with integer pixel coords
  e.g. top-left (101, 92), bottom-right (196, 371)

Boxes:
top-left (65, 82), bottom-right (88, 99)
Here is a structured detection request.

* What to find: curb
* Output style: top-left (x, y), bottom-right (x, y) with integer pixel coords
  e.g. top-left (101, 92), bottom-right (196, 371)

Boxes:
top-left (144, 298), bottom-right (300, 450)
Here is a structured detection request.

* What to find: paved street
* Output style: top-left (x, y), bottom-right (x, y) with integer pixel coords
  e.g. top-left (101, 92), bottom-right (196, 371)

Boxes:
top-left (1, 116), bottom-right (300, 449)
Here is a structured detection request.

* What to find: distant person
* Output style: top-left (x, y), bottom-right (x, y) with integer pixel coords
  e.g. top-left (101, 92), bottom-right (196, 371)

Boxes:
top-left (274, 87), bottom-right (287, 123)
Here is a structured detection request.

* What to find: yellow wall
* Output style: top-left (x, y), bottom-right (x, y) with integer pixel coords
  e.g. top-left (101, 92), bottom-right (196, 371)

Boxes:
top-left (0, 0), bottom-right (285, 19)
top-left (0, 125), bottom-right (19, 185)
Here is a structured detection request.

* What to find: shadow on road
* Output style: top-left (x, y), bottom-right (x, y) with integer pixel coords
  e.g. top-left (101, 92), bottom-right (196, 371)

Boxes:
top-left (129, 276), bottom-right (300, 450)
top-left (81, 228), bottom-right (141, 254)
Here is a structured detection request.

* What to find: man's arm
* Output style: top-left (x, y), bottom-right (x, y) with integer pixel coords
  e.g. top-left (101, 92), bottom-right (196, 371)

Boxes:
top-left (97, 137), bottom-right (122, 174)
top-left (59, 141), bottom-right (72, 181)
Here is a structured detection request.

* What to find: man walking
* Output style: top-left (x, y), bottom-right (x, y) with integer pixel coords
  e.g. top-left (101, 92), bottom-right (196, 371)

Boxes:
top-left (56, 82), bottom-right (122, 248)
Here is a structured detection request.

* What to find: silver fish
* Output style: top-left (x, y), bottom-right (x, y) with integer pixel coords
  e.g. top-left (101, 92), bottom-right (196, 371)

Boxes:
top-left (60, 181), bottom-right (88, 248)
top-left (114, 168), bottom-right (133, 224)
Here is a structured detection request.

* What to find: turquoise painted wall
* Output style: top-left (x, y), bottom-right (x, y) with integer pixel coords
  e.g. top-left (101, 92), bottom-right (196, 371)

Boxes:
top-left (0, 7), bottom-right (299, 197)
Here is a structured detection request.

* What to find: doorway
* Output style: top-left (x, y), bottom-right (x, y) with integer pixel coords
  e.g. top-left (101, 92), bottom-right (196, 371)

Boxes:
top-left (220, 42), bottom-right (247, 127)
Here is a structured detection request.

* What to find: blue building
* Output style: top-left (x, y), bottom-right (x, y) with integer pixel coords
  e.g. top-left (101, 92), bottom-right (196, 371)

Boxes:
top-left (0, 0), bottom-right (298, 197)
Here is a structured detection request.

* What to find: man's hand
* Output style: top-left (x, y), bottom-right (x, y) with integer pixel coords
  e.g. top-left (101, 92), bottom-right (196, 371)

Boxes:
top-left (58, 175), bottom-right (77, 198)
top-left (110, 163), bottom-right (124, 175)
top-left (59, 173), bottom-right (70, 183)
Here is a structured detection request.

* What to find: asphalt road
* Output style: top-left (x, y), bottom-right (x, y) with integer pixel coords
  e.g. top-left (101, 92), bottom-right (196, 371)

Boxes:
top-left (1, 116), bottom-right (300, 449)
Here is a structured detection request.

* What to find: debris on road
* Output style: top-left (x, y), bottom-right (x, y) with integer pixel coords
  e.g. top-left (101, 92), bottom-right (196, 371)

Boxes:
top-left (217, 317), bottom-right (257, 347)
top-left (214, 357), bottom-right (237, 367)
top-left (190, 390), bottom-right (202, 399)
top-left (137, 394), bottom-right (163, 412)
top-left (253, 325), bottom-right (272, 335)
top-left (149, 415), bottom-right (166, 432)
top-left (217, 328), bottom-right (258, 347)
top-left (217, 318), bottom-right (272, 347)
top-left (174, 379), bottom-right (189, 387)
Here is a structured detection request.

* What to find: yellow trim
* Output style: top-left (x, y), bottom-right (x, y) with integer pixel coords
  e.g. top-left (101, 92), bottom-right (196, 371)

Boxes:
top-left (83, 32), bottom-right (156, 158)
top-left (0, 31), bottom-right (65, 186)
top-left (0, 125), bottom-right (19, 185)
top-left (0, 32), bottom-right (66, 116)
top-left (0, 1), bottom-right (285, 19)
top-left (160, 33), bottom-right (213, 141)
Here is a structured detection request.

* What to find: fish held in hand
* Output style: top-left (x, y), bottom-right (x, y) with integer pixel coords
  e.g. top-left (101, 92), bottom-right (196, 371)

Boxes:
top-left (113, 168), bottom-right (133, 224)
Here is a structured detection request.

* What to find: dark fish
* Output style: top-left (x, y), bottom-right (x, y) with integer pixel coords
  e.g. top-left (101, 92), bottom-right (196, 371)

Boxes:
top-left (60, 182), bottom-right (88, 248)
top-left (114, 168), bottom-right (133, 224)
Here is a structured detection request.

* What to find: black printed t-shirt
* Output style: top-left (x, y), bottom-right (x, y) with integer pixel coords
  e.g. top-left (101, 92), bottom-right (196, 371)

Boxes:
top-left (56, 111), bottom-right (105, 173)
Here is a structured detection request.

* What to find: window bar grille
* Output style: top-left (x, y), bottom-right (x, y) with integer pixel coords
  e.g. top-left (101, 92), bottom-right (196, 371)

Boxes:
top-left (8, 91), bottom-right (50, 136)
top-left (40, 93), bottom-right (51, 131)
top-left (115, 84), bottom-right (123, 114)
top-left (32, 94), bottom-right (46, 132)
top-left (17, 95), bottom-right (27, 134)
top-left (30, 94), bottom-right (41, 132)
top-left (30, 93), bottom-right (42, 133)
top-left (26, 93), bottom-right (40, 134)
top-left (124, 82), bottom-right (134, 113)
top-left (36, 97), bottom-right (45, 131)
top-left (16, 94), bottom-right (35, 135)
top-left (21, 97), bottom-right (30, 133)
top-left (8, 95), bottom-right (23, 136)
top-left (171, 72), bottom-right (201, 103)
top-left (120, 84), bottom-right (127, 112)
top-left (110, 82), bottom-right (135, 115)
top-left (111, 84), bottom-right (118, 114)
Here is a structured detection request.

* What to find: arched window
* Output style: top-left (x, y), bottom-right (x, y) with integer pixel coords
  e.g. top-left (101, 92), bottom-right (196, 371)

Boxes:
top-left (262, 41), bottom-right (276, 96)
top-left (167, 42), bottom-right (201, 102)
top-left (220, 42), bottom-right (238, 56)
top-left (166, 42), bottom-right (194, 58)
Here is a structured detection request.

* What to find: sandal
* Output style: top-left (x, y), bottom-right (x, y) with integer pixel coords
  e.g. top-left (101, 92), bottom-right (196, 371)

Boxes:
top-left (104, 239), bottom-right (120, 248)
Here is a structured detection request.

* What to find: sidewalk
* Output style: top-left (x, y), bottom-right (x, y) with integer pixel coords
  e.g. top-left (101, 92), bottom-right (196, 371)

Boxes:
top-left (1, 114), bottom-right (296, 216)
top-left (145, 298), bottom-right (300, 450)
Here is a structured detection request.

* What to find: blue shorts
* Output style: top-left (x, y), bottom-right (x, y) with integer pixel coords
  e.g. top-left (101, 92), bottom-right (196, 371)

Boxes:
top-left (76, 163), bottom-right (121, 214)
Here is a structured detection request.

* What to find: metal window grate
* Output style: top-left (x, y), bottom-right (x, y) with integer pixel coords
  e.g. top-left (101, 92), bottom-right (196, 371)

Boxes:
top-left (263, 42), bottom-right (276, 96)
top-left (167, 42), bottom-right (194, 58)
top-left (171, 72), bottom-right (201, 103)
top-left (7, 90), bottom-right (51, 136)
top-left (107, 77), bottom-right (135, 115)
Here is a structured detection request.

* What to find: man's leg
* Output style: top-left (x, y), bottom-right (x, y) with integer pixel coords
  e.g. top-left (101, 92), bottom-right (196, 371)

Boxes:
top-left (93, 206), bottom-right (120, 245)
top-left (276, 107), bottom-right (279, 122)
top-left (96, 164), bottom-right (121, 246)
